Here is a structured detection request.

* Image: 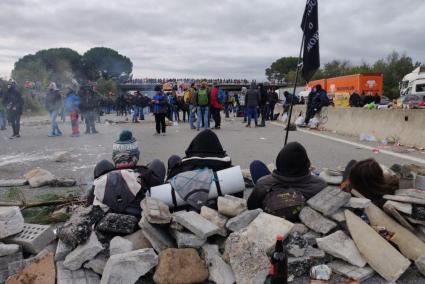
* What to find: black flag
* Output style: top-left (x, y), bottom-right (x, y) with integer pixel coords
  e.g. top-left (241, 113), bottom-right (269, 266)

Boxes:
top-left (301, 0), bottom-right (320, 82)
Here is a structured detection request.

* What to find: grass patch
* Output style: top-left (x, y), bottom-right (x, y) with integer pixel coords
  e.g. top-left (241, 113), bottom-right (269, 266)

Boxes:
top-left (22, 206), bottom-right (71, 224)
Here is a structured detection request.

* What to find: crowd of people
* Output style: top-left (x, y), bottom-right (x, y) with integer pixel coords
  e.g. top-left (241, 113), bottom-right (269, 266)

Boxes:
top-left (349, 91), bottom-right (382, 107)
top-left (125, 78), bottom-right (251, 85)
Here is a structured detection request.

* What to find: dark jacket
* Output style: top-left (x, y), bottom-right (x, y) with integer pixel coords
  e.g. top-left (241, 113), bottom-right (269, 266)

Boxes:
top-left (4, 86), bottom-right (24, 114)
top-left (269, 91), bottom-right (279, 104)
top-left (258, 85), bottom-right (268, 106)
top-left (80, 92), bottom-right (98, 112)
top-left (45, 89), bottom-right (62, 112)
top-left (349, 92), bottom-right (361, 107)
top-left (245, 83), bottom-right (260, 107)
top-left (312, 89), bottom-right (328, 111)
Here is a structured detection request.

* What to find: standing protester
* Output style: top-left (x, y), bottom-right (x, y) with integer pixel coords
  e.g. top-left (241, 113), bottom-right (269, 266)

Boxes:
top-left (304, 84), bottom-right (329, 125)
top-left (245, 82), bottom-right (260, 128)
top-left (4, 80), bottom-right (23, 139)
top-left (64, 85), bottom-right (81, 137)
top-left (132, 91), bottom-right (142, 123)
top-left (258, 83), bottom-right (268, 127)
top-left (196, 81), bottom-right (210, 131)
top-left (179, 86), bottom-right (190, 123)
top-left (152, 85), bottom-right (168, 136)
top-left (45, 82), bottom-right (63, 137)
top-left (349, 91), bottom-right (361, 107)
top-left (189, 83), bottom-right (197, 129)
top-left (210, 84), bottom-right (224, 129)
top-left (0, 88), bottom-right (6, 130)
top-left (268, 88), bottom-right (279, 120)
top-left (80, 86), bottom-right (98, 134)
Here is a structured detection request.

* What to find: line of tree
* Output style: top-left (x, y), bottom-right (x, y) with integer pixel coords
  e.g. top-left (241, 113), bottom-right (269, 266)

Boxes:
top-left (266, 51), bottom-right (422, 99)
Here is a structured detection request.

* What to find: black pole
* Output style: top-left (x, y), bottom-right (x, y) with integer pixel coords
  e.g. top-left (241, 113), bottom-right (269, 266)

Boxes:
top-left (284, 34), bottom-right (305, 145)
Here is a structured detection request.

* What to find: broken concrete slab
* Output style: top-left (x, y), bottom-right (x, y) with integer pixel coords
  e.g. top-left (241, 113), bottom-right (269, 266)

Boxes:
top-left (55, 239), bottom-right (73, 262)
top-left (140, 197), bottom-right (171, 224)
top-left (0, 207), bottom-right (24, 239)
top-left (201, 244), bottom-right (236, 284)
top-left (153, 248), bottom-right (208, 284)
top-left (139, 216), bottom-right (175, 253)
top-left (217, 195), bottom-right (248, 217)
top-left (345, 197), bottom-right (371, 209)
top-left (224, 230), bottom-right (269, 284)
top-left (290, 223), bottom-right (309, 235)
top-left (329, 209), bottom-right (346, 223)
top-left (6, 252), bottom-right (55, 284)
top-left (170, 230), bottom-right (206, 249)
top-left (317, 230), bottom-right (366, 267)
top-left (96, 213), bottom-right (138, 235)
top-left (245, 212), bottom-right (294, 253)
top-left (365, 203), bottom-right (425, 261)
top-left (109, 236), bottom-right (133, 255)
top-left (383, 194), bottom-right (425, 205)
top-left (345, 209), bottom-right (411, 282)
top-left (302, 231), bottom-right (321, 246)
top-left (0, 251), bottom-right (22, 271)
top-left (4, 223), bottom-right (55, 254)
top-left (102, 249), bottom-right (158, 284)
top-left (299, 206), bottom-right (337, 234)
top-left (173, 211), bottom-right (219, 239)
top-left (0, 243), bottom-right (19, 257)
top-left (200, 206), bottom-right (228, 236)
top-left (383, 200), bottom-right (412, 215)
top-left (226, 208), bottom-right (262, 232)
top-left (383, 202), bottom-right (417, 233)
top-left (307, 186), bottom-right (351, 216)
top-left (83, 252), bottom-right (108, 275)
top-left (328, 260), bottom-right (375, 282)
top-left (24, 168), bottom-right (56, 188)
top-left (415, 254), bottom-right (425, 276)
top-left (122, 230), bottom-right (152, 250)
top-left (57, 261), bottom-right (100, 284)
top-left (396, 188), bottom-right (425, 200)
top-left (63, 232), bottom-right (104, 271)
top-left (0, 179), bottom-right (27, 187)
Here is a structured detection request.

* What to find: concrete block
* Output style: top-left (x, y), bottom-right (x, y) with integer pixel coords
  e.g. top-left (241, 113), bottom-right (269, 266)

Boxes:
top-left (0, 251), bottom-right (22, 270)
top-left (307, 186), bottom-right (351, 216)
top-left (217, 195), bottom-right (247, 217)
top-left (0, 207), bottom-right (24, 239)
top-left (139, 216), bottom-right (174, 253)
top-left (4, 223), bottom-right (55, 254)
top-left (170, 230), bottom-right (206, 248)
top-left (345, 197), bottom-right (371, 209)
top-left (200, 206), bottom-right (228, 236)
top-left (173, 211), bottom-right (219, 239)
top-left (63, 232), bottom-right (104, 271)
top-left (55, 239), bottom-right (73, 261)
top-left (299, 206), bottom-right (337, 234)
top-left (83, 252), bottom-right (108, 275)
top-left (328, 260), bottom-right (375, 282)
top-left (0, 243), bottom-right (19, 257)
top-left (140, 197), bottom-right (171, 224)
top-left (57, 261), bottom-right (100, 284)
top-left (226, 209), bottom-right (262, 232)
top-left (201, 244), bottom-right (236, 284)
top-left (109, 236), bottom-right (133, 255)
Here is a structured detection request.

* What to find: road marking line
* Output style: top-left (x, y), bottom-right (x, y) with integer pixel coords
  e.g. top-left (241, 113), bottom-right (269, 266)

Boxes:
top-left (271, 122), bottom-right (425, 165)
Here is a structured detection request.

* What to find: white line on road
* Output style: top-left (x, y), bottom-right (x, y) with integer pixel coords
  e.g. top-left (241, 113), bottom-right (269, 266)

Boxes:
top-left (271, 122), bottom-right (425, 165)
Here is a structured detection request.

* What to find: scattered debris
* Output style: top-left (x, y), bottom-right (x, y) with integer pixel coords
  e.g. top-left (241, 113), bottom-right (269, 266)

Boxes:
top-left (310, 264), bottom-right (332, 281)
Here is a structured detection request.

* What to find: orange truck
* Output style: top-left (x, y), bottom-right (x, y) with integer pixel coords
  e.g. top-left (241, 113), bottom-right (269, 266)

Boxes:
top-left (306, 73), bottom-right (383, 107)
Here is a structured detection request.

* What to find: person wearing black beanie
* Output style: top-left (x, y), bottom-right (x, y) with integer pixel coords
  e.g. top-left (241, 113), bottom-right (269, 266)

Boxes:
top-left (247, 142), bottom-right (326, 219)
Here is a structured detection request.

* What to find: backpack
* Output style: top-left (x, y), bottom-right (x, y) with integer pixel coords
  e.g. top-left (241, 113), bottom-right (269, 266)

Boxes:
top-left (262, 186), bottom-right (306, 222)
top-left (183, 90), bottom-right (191, 104)
top-left (198, 89), bottom-right (208, 106)
top-left (218, 90), bottom-right (226, 104)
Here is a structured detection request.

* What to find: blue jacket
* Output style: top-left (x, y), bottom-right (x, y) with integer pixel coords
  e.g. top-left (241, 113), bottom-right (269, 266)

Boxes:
top-left (312, 89), bottom-right (329, 111)
top-left (64, 92), bottom-right (80, 113)
top-left (153, 92), bottom-right (168, 114)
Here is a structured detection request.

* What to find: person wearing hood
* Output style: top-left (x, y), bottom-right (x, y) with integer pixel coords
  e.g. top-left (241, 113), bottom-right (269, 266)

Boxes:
top-left (64, 85), bottom-right (81, 137)
top-left (248, 142), bottom-right (327, 220)
top-left (245, 81), bottom-right (260, 127)
top-left (167, 129), bottom-right (232, 180)
top-left (257, 83), bottom-right (268, 127)
top-left (3, 80), bottom-right (23, 138)
top-left (45, 82), bottom-right (63, 137)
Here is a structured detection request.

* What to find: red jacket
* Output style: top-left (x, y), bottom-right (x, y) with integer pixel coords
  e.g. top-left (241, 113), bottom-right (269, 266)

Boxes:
top-left (210, 87), bottom-right (223, 109)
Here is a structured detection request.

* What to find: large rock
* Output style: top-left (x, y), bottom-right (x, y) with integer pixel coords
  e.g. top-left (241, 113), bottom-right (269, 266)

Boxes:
top-left (316, 230), bottom-right (366, 267)
top-left (173, 211), bottom-right (219, 239)
top-left (170, 230), bottom-right (206, 249)
top-left (139, 216), bottom-right (174, 252)
top-left (0, 243), bottom-right (19, 257)
top-left (101, 248), bottom-right (158, 284)
top-left (201, 244), bottom-right (236, 284)
top-left (365, 203), bottom-right (425, 260)
top-left (307, 187), bottom-right (351, 216)
top-left (122, 230), bottom-right (152, 250)
top-left (57, 205), bottom-right (105, 248)
top-left (0, 207), bottom-right (24, 239)
top-left (96, 213), bottom-right (138, 235)
top-left (24, 168), bottom-right (56, 188)
top-left (226, 208), bottom-right (262, 232)
top-left (140, 197), bottom-right (171, 224)
top-left (224, 230), bottom-right (269, 284)
top-left (299, 206), bottom-right (337, 234)
top-left (5, 252), bottom-right (55, 284)
top-left (53, 151), bottom-right (72, 162)
top-left (345, 197), bottom-right (371, 209)
top-left (109, 236), bottom-right (133, 255)
top-left (200, 206), bottom-right (228, 236)
top-left (328, 260), bottom-right (375, 282)
top-left (153, 248), bottom-right (208, 284)
top-left (217, 195), bottom-right (248, 217)
top-left (345, 209), bottom-right (410, 282)
top-left (63, 232), bottom-right (104, 270)
top-left (84, 252), bottom-right (108, 275)
top-left (245, 212), bottom-right (294, 253)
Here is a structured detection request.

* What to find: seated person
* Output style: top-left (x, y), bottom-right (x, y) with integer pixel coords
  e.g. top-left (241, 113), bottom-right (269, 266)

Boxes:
top-left (167, 129), bottom-right (232, 180)
top-left (342, 158), bottom-right (397, 207)
top-left (248, 142), bottom-right (327, 221)
top-left (90, 130), bottom-right (166, 217)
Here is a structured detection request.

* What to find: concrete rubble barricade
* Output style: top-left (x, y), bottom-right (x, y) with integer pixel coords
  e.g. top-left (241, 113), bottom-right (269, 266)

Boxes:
top-left (24, 167), bottom-right (57, 188)
top-left (310, 264), bottom-right (332, 281)
top-left (140, 197), bottom-right (172, 224)
top-left (226, 208), bottom-right (262, 232)
top-left (4, 223), bottom-right (55, 254)
top-left (200, 206), bottom-right (228, 236)
top-left (345, 197), bottom-right (371, 209)
top-left (5, 252), bottom-right (55, 284)
top-left (201, 244), bottom-right (236, 284)
top-left (0, 243), bottom-right (19, 257)
top-left (316, 230), bottom-right (366, 267)
top-left (170, 230), bottom-right (206, 249)
top-left (328, 260), bottom-right (375, 282)
top-left (245, 212), bottom-right (294, 253)
top-left (153, 248), bottom-right (208, 284)
top-left (299, 206), bottom-right (337, 234)
top-left (57, 261), bottom-right (100, 284)
top-left (0, 179), bottom-right (27, 187)
top-left (0, 207), bottom-right (24, 239)
top-left (101, 248), bottom-right (158, 284)
top-left (345, 209), bottom-right (411, 282)
top-left (83, 252), bottom-right (108, 275)
top-left (63, 231), bottom-right (104, 271)
top-left (173, 210), bottom-right (220, 239)
top-left (96, 213), bottom-right (138, 235)
top-left (55, 239), bottom-right (73, 262)
top-left (223, 229), bottom-right (269, 284)
top-left (365, 202), bottom-right (425, 261)
top-left (109, 236), bottom-right (133, 255)
top-left (139, 215), bottom-right (175, 252)
top-left (122, 229), bottom-right (152, 250)
top-left (217, 195), bottom-right (248, 217)
top-left (383, 200), bottom-right (412, 215)
top-left (307, 186), bottom-right (351, 216)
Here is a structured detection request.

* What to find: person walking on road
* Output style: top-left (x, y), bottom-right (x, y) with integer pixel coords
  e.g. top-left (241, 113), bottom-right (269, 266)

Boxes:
top-left (196, 81), bottom-right (210, 131)
top-left (245, 81), bottom-right (260, 127)
top-left (4, 80), bottom-right (23, 139)
top-left (152, 85), bottom-right (168, 136)
top-left (45, 82), bottom-right (63, 137)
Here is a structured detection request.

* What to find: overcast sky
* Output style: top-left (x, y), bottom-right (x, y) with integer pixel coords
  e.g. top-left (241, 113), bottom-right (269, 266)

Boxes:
top-left (0, 0), bottom-right (424, 80)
